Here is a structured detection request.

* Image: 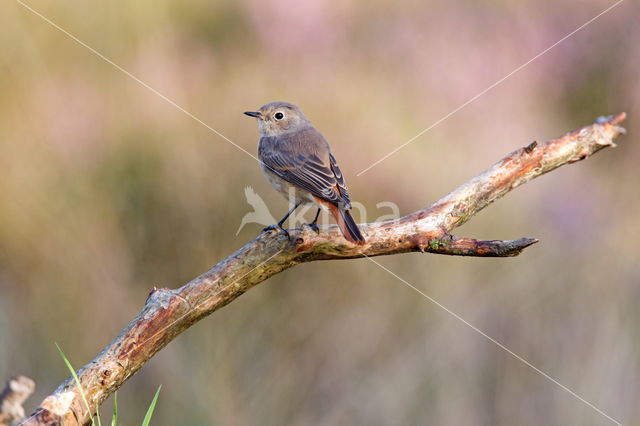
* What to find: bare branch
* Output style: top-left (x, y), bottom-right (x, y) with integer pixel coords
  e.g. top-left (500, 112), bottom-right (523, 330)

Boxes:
top-left (23, 113), bottom-right (626, 425)
top-left (0, 376), bottom-right (35, 425)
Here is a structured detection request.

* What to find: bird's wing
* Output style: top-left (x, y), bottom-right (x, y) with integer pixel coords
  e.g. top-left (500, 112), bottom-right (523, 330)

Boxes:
top-left (329, 153), bottom-right (351, 207)
top-left (259, 130), bottom-right (351, 208)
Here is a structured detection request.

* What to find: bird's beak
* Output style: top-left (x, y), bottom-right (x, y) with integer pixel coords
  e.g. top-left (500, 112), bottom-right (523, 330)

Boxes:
top-left (244, 111), bottom-right (262, 118)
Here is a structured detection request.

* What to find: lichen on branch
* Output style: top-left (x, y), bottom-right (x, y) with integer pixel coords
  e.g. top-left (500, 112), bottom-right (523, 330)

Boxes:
top-left (23, 113), bottom-right (626, 426)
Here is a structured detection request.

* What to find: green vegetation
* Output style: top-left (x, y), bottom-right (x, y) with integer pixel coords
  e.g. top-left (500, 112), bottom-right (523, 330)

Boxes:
top-left (56, 345), bottom-right (161, 425)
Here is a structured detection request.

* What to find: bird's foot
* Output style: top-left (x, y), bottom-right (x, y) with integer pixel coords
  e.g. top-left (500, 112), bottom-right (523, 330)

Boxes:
top-left (304, 222), bottom-right (320, 234)
top-left (263, 224), bottom-right (291, 240)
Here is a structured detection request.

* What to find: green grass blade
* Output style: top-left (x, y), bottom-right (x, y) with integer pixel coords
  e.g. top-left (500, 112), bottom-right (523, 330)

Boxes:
top-left (96, 401), bottom-right (102, 426)
top-left (55, 342), bottom-right (100, 426)
top-left (111, 391), bottom-right (118, 426)
top-left (141, 385), bottom-right (162, 426)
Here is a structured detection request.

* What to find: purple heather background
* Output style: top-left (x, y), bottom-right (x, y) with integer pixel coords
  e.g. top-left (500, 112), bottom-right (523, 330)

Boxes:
top-left (1, 0), bottom-right (638, 424)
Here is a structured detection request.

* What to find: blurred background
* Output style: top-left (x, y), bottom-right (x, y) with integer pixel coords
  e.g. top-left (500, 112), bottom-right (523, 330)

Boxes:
top-left (1, 0), bottom-right (638, 424)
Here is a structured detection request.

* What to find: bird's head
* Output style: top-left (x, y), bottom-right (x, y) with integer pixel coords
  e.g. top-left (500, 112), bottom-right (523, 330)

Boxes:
top-left (244, 101), bottom-right (309, 136)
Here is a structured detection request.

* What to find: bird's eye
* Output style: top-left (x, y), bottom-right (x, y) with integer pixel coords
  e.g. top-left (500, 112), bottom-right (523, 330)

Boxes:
top-left (274, 112), bottom-right (284, 120)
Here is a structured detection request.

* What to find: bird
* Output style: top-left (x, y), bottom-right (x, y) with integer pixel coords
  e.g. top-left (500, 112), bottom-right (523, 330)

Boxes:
top-left (244, 101), bottom-right (365, 244)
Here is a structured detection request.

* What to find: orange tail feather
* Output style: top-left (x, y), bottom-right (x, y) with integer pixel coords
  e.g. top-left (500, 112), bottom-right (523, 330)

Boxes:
top-left (314, 197), bottom-right (365, 245)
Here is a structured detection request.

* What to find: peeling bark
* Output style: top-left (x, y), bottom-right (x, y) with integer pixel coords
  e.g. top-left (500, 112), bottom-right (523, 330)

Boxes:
top-left (0, 376), bottom-right (35, 425)
top-left (23, 114), bottom-right (626, 425)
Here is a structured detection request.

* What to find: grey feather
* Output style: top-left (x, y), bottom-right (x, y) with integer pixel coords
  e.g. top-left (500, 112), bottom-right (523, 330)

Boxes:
top-left (258, 127), bottom-right (352, 208)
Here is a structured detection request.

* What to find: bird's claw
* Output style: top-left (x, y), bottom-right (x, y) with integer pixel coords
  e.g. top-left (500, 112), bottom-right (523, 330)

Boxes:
top-left (304, 222), bottom-right (320, 234)
top-left (263, 224), bottom-right (291, 240)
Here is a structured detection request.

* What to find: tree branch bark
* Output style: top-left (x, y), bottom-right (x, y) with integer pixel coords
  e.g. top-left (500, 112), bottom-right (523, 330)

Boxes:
top-left (23, 113), bottom-right (627, 425)
top-left (0, 376), bottom-right (35, 426)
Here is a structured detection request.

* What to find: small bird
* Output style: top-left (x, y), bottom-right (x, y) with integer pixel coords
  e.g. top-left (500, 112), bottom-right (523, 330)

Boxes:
top-left (244, 102), bottom-right (365, 244)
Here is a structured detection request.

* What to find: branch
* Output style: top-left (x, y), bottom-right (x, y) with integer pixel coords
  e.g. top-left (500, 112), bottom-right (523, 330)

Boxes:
top-left (24, 114), bottom-right (627, 425)
top-left (0, 376), bottom-right (35, 425)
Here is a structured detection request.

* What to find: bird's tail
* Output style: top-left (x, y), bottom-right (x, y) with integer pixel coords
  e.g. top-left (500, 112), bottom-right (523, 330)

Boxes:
top-left (315, 197), bottom-right (365, 244)
top-left (337, 208), bottom-right (366, 245)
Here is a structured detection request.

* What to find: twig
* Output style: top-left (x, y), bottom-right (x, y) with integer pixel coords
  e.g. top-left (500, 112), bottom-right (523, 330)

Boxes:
top-left (0, 376), bottom-right (35, 425)
top-left (23, 113), bottom-right (627, 425)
